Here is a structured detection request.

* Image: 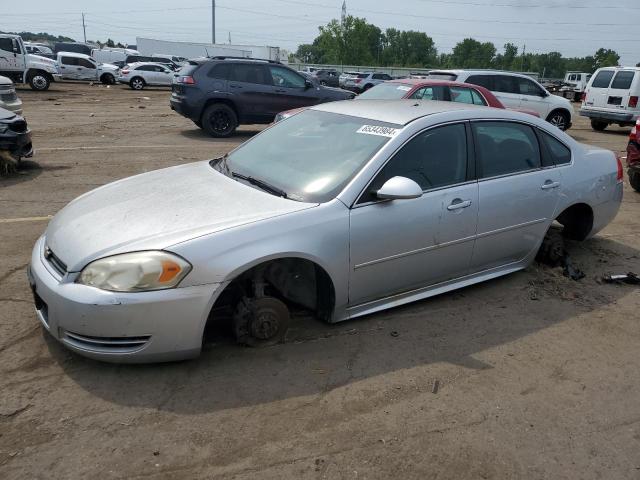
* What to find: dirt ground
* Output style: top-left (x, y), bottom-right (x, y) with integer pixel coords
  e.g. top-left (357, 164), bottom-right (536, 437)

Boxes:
top-left (1, 82), bottom-right (639, 480)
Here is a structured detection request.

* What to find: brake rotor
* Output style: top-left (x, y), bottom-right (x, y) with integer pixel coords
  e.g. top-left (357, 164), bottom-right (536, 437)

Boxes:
top-left (233, 296), bottom-right (290, 347)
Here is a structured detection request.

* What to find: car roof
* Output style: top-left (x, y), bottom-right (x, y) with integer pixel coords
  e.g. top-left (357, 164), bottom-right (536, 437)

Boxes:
top-left (129, 62), bottom-right (170, 68)
top-left (310, 99), bottom-right (499, 125)
top-left (388, 78), bottom-right (486, 88)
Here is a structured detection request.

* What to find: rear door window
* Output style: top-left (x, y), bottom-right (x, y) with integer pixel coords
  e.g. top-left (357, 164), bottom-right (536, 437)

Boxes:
top-left (410, 86), bottom-right (446, 101)
top-left (61, 56), bottom-right (78, 66)
top-left (473, 122), bottom-right (541, 178)
top-left (466, 75), bottom-right (493, 90)
top-left (230, 64), bottom-right (269, 84)
top-left (591, 70), bottom-right (615, 88)
top-left (493, 75), bottom-right (518, 94)
top-left (611, 71), bottom-right (635, 90)
top-left (450, 87), bottom-right (476, 104)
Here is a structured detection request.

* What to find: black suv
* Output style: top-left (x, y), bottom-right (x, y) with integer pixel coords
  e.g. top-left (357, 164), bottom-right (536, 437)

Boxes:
top-left (170, 57), bottom-right (355, 137)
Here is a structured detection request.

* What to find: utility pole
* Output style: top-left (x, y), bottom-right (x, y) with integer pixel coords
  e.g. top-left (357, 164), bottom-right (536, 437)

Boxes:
top-left (228, 31), bottom-right (231, 44)
top-left (521, 44), bottom-right (526, 71)
top-left (82, 13), bottom-right (87, 43)
top-left (211, 0), bottom-right (216, 44)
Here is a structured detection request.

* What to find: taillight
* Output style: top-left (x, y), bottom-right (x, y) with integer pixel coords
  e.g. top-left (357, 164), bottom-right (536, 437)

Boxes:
top-left (630, 119), bottom-right (640, 143)
top-left (177, 76), bottom-right (195, 84)
top-left (355, 78), bottom-right (362, 84)
top-left (616, 154), bottom-right (624, 183)
top-left (629, 96), bottom-right (638, 108)
top-left (580, 91), bottom-right (586, 102)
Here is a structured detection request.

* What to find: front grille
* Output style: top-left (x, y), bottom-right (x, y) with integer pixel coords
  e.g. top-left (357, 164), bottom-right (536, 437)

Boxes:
top-left (44, 245), bottom-right (67, 276)
top-left (8, 119), bottom-right (27, 133)
top-left (62, 331), bottom-right (151, 354)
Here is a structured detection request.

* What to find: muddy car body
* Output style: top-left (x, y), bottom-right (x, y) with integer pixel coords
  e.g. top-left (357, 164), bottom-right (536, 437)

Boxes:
top-left (29, 100), bottom-right (622, 363)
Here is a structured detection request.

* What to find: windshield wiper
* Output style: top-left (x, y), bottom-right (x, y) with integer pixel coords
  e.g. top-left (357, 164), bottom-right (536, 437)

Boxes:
top-left (231, 172), bottom-right (288, 199)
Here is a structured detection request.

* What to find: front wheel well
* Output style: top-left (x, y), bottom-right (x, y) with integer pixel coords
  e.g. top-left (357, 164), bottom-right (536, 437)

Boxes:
top-left (546, 108), bottom-right (570, 121)
top-left (204, 257), bottom-right (336, 338)
top-left (555, 203), bottom-right (594, 240)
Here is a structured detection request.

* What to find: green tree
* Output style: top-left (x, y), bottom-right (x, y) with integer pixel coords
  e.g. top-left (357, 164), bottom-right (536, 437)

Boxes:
top-left (593, 48), bottom-right (620, 70)
top-left (294, 44), bottom-right (322, 64)
top-left (449, 38), bottom-right (496, 68)
top-left (494, 43), bottom-right (518, 70)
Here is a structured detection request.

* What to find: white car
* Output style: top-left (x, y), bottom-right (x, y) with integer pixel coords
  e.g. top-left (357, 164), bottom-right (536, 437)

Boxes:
top-left (24, 43), bottom-right (54, 58)
top-left (580, 66), bottom-right (640, 131)
top-left (117, 62), bottom-right (175, 90)
top-left (0, 75), bottom-right (23, 115)
top-left (56, 52), bottom-right (119, 84)
top-left (427, 69), bottom-right (575, 130)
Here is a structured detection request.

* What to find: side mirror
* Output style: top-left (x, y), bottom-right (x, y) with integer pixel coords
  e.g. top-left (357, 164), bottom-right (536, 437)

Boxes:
top-left (376, 176), bottom-right (423, 200)
top-left (305, 79), bottom-right (314, 90)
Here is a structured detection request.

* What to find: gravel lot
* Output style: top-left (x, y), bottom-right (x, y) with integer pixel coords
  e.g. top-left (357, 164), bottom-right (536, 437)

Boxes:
top-left (1, 82), bottom-right (639, 479)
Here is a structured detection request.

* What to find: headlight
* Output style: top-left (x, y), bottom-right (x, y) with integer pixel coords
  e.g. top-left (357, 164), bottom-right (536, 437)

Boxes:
top-left (77, 251), bottom-right (191, 292)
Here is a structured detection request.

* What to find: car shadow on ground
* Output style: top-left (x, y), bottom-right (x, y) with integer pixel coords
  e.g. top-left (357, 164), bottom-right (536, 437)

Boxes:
top-left (0, 159), bottom-right (62, 187)
top-left (43, 236), bottom-right (640, 414)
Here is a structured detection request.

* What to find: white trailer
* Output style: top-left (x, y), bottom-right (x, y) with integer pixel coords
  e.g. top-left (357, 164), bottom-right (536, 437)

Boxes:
top-left (91, 48), bottom-right (139, 65)
top-left (136, 38), bottom-right (250, 60)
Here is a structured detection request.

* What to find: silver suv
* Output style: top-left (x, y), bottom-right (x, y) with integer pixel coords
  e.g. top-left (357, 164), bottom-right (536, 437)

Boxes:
top-left (343, 72), bottom-right (393, 93)
top-left (0, 76), bottom-right (23, 115)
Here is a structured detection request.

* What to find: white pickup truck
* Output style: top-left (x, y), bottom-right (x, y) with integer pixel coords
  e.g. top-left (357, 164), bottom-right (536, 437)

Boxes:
top-left (56, 52), bottom-right (119, 84)
top-left (0, 34), bottom-right (60, 91)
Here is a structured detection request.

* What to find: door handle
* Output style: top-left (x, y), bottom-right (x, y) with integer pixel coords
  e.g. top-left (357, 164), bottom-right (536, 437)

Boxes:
top-left (541, 181), bottom-right (560, 190)
top-left (521, 97), bottom-right (529, 102)
top-left (447, 199), bottom-right (472, 211)
top-left (274, 89), bottom-right (287, 93)
top-left (229, 84), bottom-right (242, 89)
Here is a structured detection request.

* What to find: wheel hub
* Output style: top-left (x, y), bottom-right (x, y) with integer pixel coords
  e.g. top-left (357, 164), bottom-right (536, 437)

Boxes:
top-left (251, 309), bottom-right (280, 339)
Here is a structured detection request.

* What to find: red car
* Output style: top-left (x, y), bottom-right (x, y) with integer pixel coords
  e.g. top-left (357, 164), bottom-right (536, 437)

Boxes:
top-left (274, 78), bottom-right (540, 122)
top-left (626, 119), bottom-right (640, 191)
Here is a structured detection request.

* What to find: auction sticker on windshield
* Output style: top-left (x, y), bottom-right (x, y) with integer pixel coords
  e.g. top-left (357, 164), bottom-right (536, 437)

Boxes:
top-left (396, 85), bottom-right (412, 91)
top-left (357, 125), bottom-right (400, 138)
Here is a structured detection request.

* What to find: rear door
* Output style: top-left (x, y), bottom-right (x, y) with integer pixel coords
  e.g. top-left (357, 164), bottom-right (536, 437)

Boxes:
top-left (156, 65), bottom-right (173, 85)
top-left (228, 63), bottom-right (279, 122)
top-left (585, 69), bottom-right (615, 109)
top-left (490, 74), bottom-right (522, 109)
top-left (470, 121), bottom-right (561, 272)
top-left (607, 70), bottom-right (637, 113)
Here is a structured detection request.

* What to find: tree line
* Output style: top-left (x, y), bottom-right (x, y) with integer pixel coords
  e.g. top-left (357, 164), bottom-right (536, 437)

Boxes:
top-left (293, 16), bottom-right (625, 78)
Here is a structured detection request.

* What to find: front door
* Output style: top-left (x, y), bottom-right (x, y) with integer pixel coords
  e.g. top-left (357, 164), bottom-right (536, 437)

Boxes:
top-left (267, 65), bottom-right (319, 112)
top-left (76, 57), bottom-right (98, 80)
top-left (516, 76), bottom-right (551, 118)
top-left (0, 37), bottom-right (21, 72)
top-left (349, 123), bottom-right (478, 306)
top-left (470, 121), bottom-right (561, 272)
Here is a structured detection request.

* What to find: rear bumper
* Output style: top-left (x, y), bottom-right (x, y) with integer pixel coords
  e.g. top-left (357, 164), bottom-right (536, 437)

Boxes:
top-left (169, 95), bottom-right (199, 120)
top-left (28, 236), bottom-right (221, 363)
top-left (579, 108), bottom-right (638, 124)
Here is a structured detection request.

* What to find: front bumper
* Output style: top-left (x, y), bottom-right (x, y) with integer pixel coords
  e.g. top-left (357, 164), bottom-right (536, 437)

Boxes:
top-left (579, 108), bottom-right (638, 124)
top-left (28, 236), bottom-right (221, 363)
top-left (0, 127), bottom-right (33, 159)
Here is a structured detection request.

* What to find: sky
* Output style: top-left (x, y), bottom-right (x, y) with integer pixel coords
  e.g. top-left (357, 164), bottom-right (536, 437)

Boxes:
top-left (3, 0), bottom-right (639, 65)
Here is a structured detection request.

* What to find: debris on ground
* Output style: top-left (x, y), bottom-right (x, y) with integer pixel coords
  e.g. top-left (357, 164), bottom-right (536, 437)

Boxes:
top-left (562, 255), bottom-right (585, 281)
top-left (390, 331), bottom-right (399, 337)
top-left (601, 272), bottom-right (640, 285)
top-left (536, 229), bottom-right (585, 281)
top-left (432, 379), bottom-right (440, 394)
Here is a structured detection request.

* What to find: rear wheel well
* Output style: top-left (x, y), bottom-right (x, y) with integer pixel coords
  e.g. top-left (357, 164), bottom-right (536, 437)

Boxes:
top-left (200, 98), bottom-right (239, 124)
top-left (204, 258), bottom-right (335, 339)
top-left (555, 203), bottom-right (593, 240)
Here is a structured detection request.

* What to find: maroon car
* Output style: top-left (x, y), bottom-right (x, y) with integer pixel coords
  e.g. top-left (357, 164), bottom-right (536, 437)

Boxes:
top-left (274, 78), bottom-right (540, 122)
top-left (626, 119), bottom-right (640, 191)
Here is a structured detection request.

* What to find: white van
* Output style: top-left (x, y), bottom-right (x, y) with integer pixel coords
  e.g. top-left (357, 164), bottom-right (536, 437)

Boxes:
top-left (561, 72), bottom-right (591, 102)
top-left (580, 67), bottom-right (640, 131)
top-left (91, 47), bottom-right (139, 66)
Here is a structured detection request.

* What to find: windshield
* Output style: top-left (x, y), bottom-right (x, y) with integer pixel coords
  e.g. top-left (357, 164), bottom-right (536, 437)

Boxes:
top-left (357, 82), bottom-right (413, 100)
top-left (214, 110), bottom-right (400, 203)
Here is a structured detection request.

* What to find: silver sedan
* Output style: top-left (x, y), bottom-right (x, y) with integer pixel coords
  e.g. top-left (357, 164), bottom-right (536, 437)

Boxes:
top-left (28, 101), bottom-right (623, 362)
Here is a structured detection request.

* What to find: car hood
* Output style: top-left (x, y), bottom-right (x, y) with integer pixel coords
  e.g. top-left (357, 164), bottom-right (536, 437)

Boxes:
top-left (45, 161), bottom-right (316, 272)
top-left (319, 85), bottom-right (355, 99)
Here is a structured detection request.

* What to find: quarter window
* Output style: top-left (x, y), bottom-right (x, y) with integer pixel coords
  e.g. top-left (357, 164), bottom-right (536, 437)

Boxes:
top-left (470, 89), bottom-right (487, 105)
top-left (409, 86), bottom-right (445, 101)
top-left (473, 122), bottom-right (541, 178)
top-left (361, 123), bottom-right (468, 203)
top-left (268, 66), bottom-right (306, 88)
top-left (592, 70), bottom-right (614, 88)
top-left (450, 87), bottom-right (479, 105)
top-left (539, 130), bottom-right (571, 165)
top-left (611, 71), bottom-right (635, 90)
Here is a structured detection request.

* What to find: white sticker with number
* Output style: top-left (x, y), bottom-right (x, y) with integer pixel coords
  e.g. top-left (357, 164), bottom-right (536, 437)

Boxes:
top-left (396, 85), bottom-right (411, 91)
top-left (356, 125), bottom-right (400, 138)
